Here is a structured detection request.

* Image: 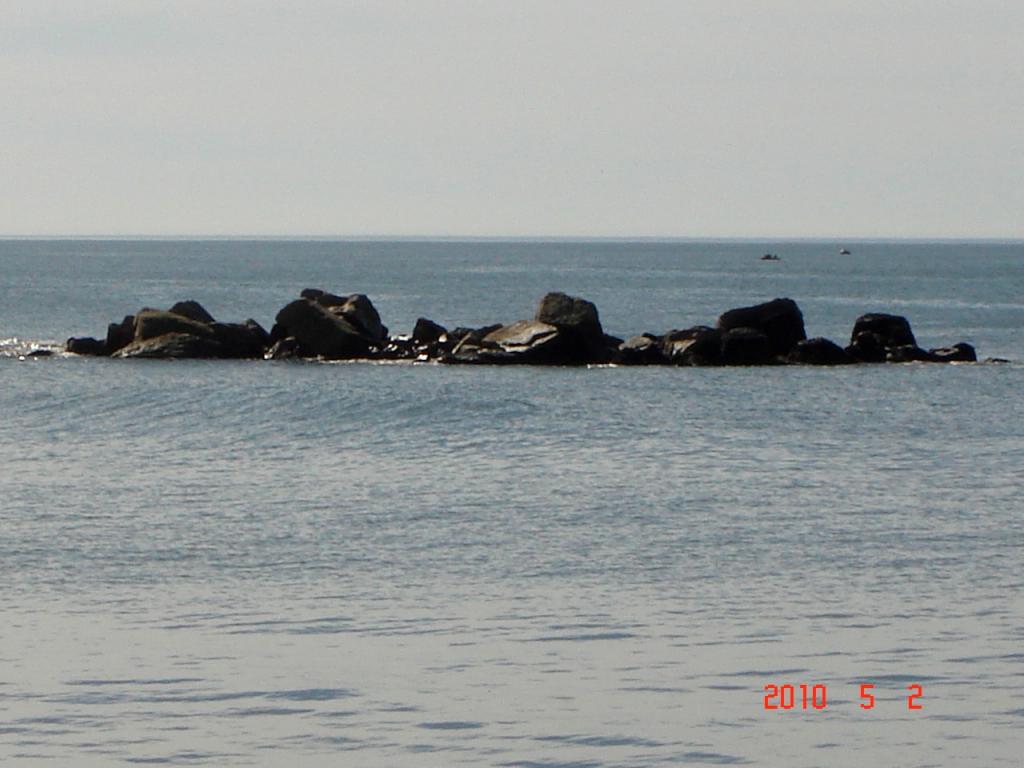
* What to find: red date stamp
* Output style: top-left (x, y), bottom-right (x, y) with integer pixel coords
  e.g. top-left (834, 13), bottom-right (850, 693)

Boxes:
top-left (763, 683), bottom-right (924, 710)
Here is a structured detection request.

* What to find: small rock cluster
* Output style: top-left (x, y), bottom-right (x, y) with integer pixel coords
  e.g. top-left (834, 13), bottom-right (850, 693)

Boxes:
top-left (65, 290), bottom-right (978, 365)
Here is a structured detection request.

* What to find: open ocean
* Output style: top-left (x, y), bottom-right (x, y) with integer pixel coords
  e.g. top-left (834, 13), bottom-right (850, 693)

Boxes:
top-left (1, 239), bottom-right (1022, 767)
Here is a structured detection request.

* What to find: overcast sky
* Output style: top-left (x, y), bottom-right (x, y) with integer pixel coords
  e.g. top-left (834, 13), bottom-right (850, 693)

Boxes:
top-left (2, 0), bottom-right (1021, 237)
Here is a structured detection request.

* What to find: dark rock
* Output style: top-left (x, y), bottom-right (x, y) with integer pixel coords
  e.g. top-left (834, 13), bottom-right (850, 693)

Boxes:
top-left (661, 326), bottom-right (722, 366)
top-left (617, 334), bottom-right (666, 365)
top-left (168, 300), bottom-right (216, 324)
top-left (66, 336), bottom-right (108, 356)
top-left (536, 292), bottom-right (601, 332)
top-left (718, 298), bottom-right (806, 357)
top-left (534, 292), bottom-right (609, 362)
top-left (210, 320), bottom-right (269, 359)
top-left (105, 315), bottom-right (135, 355)
top-left (300, 289), bottom-right (388, 342)
top-left (846, 331), bottom-right (887, 363)
top-left (887, 344), bottom-right (939, 363)
top-left (112, 333), bottom-right (224, 359)
top-left (275, 298), bottom-right (374, 359)
top-left (134, 309), bottom-right (215, 342)
top-left (851, 313), bottom-right (916, 349)
top-left (412, 318), bottom-right (447, 346)
top-left (720, 327), bottom-right (774, 366)
top-left (265, 337), bottom-right (302, 360)
top-left (929, 343), bottom-right (977, 363)
top-left (27, 349), bottom-right (53, 358)
top-left (788, 337), bottom-right (854, 365)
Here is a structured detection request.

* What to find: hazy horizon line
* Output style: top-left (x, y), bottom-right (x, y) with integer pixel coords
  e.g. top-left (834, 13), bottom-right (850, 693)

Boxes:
top-left (2, 234), bottom-right (1022, 244)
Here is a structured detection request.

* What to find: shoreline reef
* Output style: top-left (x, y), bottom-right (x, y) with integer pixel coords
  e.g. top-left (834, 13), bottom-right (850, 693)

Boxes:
top-left (63, 290), bottom-right (980, 366)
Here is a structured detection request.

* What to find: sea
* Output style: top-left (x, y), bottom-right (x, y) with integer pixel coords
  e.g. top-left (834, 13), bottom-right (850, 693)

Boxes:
top-left (0, 239), bottom-right (1021, 767)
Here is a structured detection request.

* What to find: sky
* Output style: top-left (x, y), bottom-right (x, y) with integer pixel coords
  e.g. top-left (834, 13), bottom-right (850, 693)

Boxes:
top-left (1, 0), bottom-right (1022, 238)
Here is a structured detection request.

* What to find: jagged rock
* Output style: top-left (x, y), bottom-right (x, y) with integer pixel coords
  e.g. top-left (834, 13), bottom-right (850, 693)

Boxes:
top-left (661, 326), bottom-right (722, 366)
top-left (112, 333), bottom-right (224, 359)
top-left (887, 344), bottom-right (938, 363)
top-left (300, 289), bottom-right (388, 342)
top-left (412, 318), bottom-right (447, 346)
top-left (788, 337), bottom-right (854, 365)
top-left (718, 298), bottom-right (806, 357)
top-left (617, 334), bottom-right (665, 365)
top-left (65, 337), bottom-right (108, 356)
top-left (720, 327), bottom-right (774, 365)
top-left (275, 298), bottom-right (375, 359)
top-left (168, 300), bottom-right (216, 324)
top-left (134, 309), bottom-right (215, 342)
top-left (105, 315), bottom-right (135, 355)
top-left (929, 342), bottom-right (977, 363)
top-left (851, 313), bottom-right (916, 349)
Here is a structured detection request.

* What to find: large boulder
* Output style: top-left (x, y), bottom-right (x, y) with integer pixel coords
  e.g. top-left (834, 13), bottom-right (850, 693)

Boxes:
top-left (720, 327), bottom-right (774, 366)
top-left (850, 313), bottom-right (916, 349)
top-left (134, 309), bottom-right (215, 342)
top-left (300, 289), bottom-right (388, 343)
top-left (718, 298), bottom-right (806, 358)
top-left (661, 326), bottom-right (722, 366)
top-left (787, 337), bottom-right (854, 365)
top-left (534, 292), bottom-right (611, 362)
top-left (275, 298), bottom-right (375, 359)
top-left (112, 333), bottom-right (224, 359)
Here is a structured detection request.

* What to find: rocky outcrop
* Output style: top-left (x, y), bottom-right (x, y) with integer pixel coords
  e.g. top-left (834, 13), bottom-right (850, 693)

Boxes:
top-left (62, 291), bottom-right (987, 366)
top-left (718, 298), bottom-right (806, 358)
top-left (66, 300), bottom-right (268, 360)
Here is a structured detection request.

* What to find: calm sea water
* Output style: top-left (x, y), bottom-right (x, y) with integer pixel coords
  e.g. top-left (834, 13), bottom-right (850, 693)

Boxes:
top-left (1, 240), bottom-right (1022, 767)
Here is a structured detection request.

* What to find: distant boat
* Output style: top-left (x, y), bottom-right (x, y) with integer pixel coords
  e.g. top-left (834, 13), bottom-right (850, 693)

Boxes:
top-left (761, 253), bottom-right (780, 261)
top-left (839, 248), bottom-right (852, 255)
